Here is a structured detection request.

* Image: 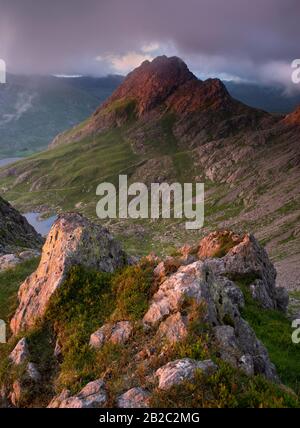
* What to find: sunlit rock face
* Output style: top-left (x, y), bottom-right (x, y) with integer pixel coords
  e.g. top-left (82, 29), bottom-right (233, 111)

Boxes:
top-left (10, 212), bottom-right (127, 335)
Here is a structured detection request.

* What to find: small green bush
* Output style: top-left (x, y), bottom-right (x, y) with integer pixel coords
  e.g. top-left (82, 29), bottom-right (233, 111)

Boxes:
top-left (111, 259), bottom-right (154, 321)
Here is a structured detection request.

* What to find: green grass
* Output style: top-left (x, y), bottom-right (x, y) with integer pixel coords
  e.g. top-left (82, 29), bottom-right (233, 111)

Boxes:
top-left (44, 265), bottom-right (115, 391)
top-left (111, 259), bottom-right (155, 321)
top-left (290, 291), bottom-right (300, 300)
top-left (151, 361), bottom-right (299, 408)
top-left (0, 127), bottom-right (140, 214)
top-left (236, 276), bottom-right (300, 394)
top-left (2, 261), bottom-right (156, 395)
top-left (1, 261), bottom-right (299, 407)
top-left (0, 258), bottom-right (39, 323)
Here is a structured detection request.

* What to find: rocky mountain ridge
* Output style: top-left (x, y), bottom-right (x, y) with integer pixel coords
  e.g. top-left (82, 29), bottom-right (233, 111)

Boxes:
top-left (1, 213), bottom-right (298, 408)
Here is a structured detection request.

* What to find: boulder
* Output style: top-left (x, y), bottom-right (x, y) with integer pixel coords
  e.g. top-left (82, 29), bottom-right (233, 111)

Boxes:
top-left (201, 232), bottom-right (287, 311)
top-left (48, 379), bottom-right (107, 408)
top-left (213, 326), bottom-right (254, 376)
top-left (47, 389), bottom-right (71, 408)
top-left (156, 312), bottom-right (188, 344)
top-left (110, 321), bottom-right (133, 345)
top-left (10, 213), bottom-right (127, 335)
top-left (143, 261), bottom-right (217, 327)
top-left (0, 254), bottom-right (20, 271)
top-left (0, 250), bottom-right (40, 271)
top-left (155, 358), bottom-right (218, 390)
top-left (117, 387), bottom-right (150, 408)
top-left (9, 338), bottom-right (29, 365)
top-left (197, 230), bottom-right (243, 259)
top-left (90, 321), bottom-right (133, 349)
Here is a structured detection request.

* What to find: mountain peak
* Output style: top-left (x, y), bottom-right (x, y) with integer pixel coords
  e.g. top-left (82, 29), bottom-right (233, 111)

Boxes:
top-left (98, 55), bottom-right (197, 117)
top-left (51, 56), bottom-right (272, 148)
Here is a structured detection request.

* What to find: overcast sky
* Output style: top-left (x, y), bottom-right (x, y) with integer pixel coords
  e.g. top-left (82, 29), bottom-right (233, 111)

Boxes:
top-left (0, 0), bottom-right (299, 90)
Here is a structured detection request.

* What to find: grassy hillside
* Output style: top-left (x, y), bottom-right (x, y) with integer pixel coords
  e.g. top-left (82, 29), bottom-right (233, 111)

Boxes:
top-left (0, 262), bottom-right (299, 408)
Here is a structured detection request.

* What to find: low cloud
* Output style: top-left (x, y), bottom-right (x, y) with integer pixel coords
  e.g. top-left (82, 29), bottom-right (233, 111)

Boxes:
top-left (0, 0), bottom-right (299, 90)
top-left (0, 92), bottom-right (36, 126)
top-left (96, 51), bottom-right (154, 74)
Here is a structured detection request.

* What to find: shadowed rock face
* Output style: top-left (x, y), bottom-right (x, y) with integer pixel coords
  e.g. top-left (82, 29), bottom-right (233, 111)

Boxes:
top-left (10, 212), bottom-right (127, 335)
top-left (0, 196), bottom-right (43, 255)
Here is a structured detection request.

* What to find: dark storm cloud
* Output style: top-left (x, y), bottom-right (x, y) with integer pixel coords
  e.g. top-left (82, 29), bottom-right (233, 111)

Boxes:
top-left (0, 0), bottom-right (299, 86)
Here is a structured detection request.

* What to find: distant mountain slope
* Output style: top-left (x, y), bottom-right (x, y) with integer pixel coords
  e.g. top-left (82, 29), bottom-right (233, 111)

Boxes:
top-left (0, 56), bottom-right (299, 290)
top-left (225, 81), bottom-right (300, 114)
top-left (0, 74), bottom-right (122, 158)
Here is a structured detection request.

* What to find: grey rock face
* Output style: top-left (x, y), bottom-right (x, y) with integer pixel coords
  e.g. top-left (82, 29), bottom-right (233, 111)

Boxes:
top-left (155, 358), bottom-right (218, 390)
top-left (274, 287), bottom-right (289, 312)
top-left (234, 318), bottom-right (278, 382)
top-left (10, 213), bottom-right (128, 335)
top-left (48, 379), bottom-right (107, 408)
top-left (203, 233), bottom-right (286, 312)
top-left (117, 387), bottom-right (150, 408)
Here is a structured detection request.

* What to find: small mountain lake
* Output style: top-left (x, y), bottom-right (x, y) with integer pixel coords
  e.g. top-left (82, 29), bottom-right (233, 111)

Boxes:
top-left (24, 212), bottom-right (57, 237)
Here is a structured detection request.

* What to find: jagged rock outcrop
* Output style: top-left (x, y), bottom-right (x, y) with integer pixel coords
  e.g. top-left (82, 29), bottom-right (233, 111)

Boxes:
top-left (0, 196), bottom-right (43, 255)
top-left (143, 231), bottom-right (282, 382)
top-left (10, 213), bottom-right (127, 335)
top-left (198, 231), bottom-right (288, 311)
top-left (47, 380), bottom-right (107, 408)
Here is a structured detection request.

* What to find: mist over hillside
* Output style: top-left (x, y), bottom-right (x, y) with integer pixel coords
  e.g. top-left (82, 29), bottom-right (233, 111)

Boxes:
top-left (0, 74), bottom-right (123, 158)
top-left (0, 72), bottom-right (299, 159)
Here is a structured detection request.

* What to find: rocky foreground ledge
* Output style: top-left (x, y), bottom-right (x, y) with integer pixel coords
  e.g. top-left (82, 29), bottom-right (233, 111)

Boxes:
top-left (0, 214), bottom-right (295, 408)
